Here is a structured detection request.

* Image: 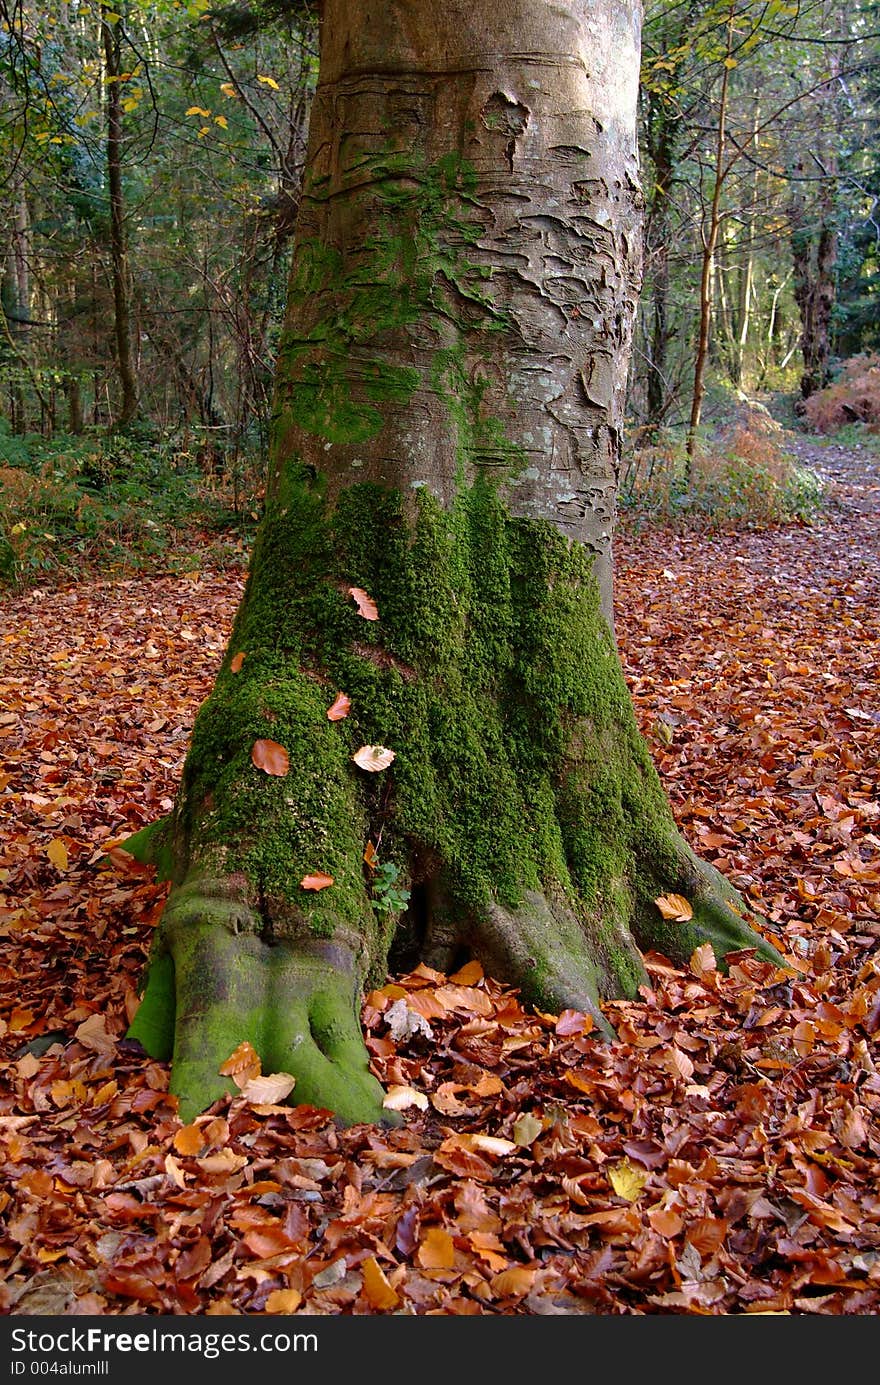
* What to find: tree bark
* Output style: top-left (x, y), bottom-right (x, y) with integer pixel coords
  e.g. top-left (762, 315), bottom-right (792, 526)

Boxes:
top-left (128, 0), bottom-right (784, 1125)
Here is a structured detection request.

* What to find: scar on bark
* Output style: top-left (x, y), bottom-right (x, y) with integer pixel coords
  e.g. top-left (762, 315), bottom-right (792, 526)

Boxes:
top-left (481, 92), bottom-right (530, 172)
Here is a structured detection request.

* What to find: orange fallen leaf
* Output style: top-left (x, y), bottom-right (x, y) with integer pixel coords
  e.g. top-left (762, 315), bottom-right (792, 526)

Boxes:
top-left (301, 872), bottom-right (334, 891)
top-left (654, 892), bottom-right (693, 922)
top-left (326, 691), bottom-right (351, 721)
top-left (172, 1123), bottom-right (206, 1157)
top-left (416, 1226), bottom-right (455, 1270)
top-left (251, 739), bottom-right (289, 776)
top-left (230, 651), bottom-right (246, 673)
top-left (352, 744), bottom-right (395, 772)
top-left (491, 1266), bottom-right (536, 1298)
top-left (361, 1256), bottom-right (400, 1310)
top-left (264, 1288), bottom-right (302, 1314)
top-left (8, 1008), bottom-right (34, 1033)
top-left (349, 586), bottom-right (379, 620)
top-left (363, 840), bottom-right (378, 871)
top-left (219, 1040), bottom-right (261, 1079)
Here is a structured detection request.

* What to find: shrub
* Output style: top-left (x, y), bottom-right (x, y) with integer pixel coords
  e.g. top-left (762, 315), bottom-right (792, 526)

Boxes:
top-left (620, 423), bottom-right (825, 528)
top-left (0, 421), bottom-right (260, 585)
top-left (803, 354), bottom-right (880, 434)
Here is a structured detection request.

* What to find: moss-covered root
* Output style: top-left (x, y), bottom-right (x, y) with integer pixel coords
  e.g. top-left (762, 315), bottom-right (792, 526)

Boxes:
top-left (465, 889), bottom-right (619, 1039)
top-left (128, 887), bottom-right (389, 1127)
top-left (632, 835), bottom-right (788, 973)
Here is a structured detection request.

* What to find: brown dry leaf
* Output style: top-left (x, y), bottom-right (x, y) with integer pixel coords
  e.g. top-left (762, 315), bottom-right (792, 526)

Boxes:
top-left (300, 872), bottom-right (334, 891)
top-left (326, 692), bottom-right (351, 721)
top-left (219, 1040), bottom-right (261, 1079)
top-left (238, 1072), bottom-right (296, 1105)
top-left (363, 840), bottom-right (378, 871)
top-left (361, 1256), bottom-right (400, 1310)
top-left (466, 1134), bottom-right (516, 1158)
top-left (351, 744), bottom-right (396, 773)
top-left (264, 1288), bottom-right (302, 1314)
top-left (416, 1226), bottom-right (455, 1270)
top-left (349, 586), bottom-right (379, 620)
top-left (8, 1008), bottom-right (35, 1033)
top-left (172, 1123), bottom-right (206, 1157)
top-left (164, 1153), bottom-right (188, 1189)
top-left (230, 651), bottom-right (246, 673)
top-left (251, 738), bottom-right (289, 776)
top-left (689, 942), bottom-right (717, 979)
top-left (649, 1206), bottom-right (684, 1238)
top-left (432, 984), bottom-right (494, 1017)
top-left (654, 892), bottom-right (693, 921)
top-left (75, 1013), bottom-right (116, 1055)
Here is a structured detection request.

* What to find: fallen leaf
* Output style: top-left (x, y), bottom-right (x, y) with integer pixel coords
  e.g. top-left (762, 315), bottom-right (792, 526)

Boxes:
top-left (47, 839), bottom-right (68, 871)
top-left (75, 1013), bottom-right (116, 1055)
top-left (349, 586), bottom-right (379, 620)
top-left (251, 739), bottom-right (289, 776)
top-left (230, 651), bottom-right (246, 672)
top-left (164, 1153), bottom-right (188, 1189)
top-left (352, 745), bottom-right (395, 772)
top-left (654, 892), bottom-right (693, 922)
top-left (264, 1288), bottom-right (302, 1313)
top-left (382, 1085), bottom-right (428, 1112)
top-left (361, 1256), bottom-right (400, 1309)
top-left (326, 692), bottom-right (351, 721)
top-left (363, 840), bottom-right (378, 871)
top-left (238, 1072), bottom-right (296, 1105)
top-left (173, 1124), bottom-right (206, 1157)
top-left (608, 1158), bottom-right (648, 1202)
top-left (300, 872), bottom-right (334, 891)
top-left (513, 1112), bottom-right (544, 1147)
top-left (416, 1227), bottom-right (455, 1270)
top-left (219, 1041), bottom-right (261, 1080)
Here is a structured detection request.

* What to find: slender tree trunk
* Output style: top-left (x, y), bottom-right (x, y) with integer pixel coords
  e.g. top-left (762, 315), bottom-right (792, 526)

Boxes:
top-left (101, 4), bottom-right (139, 429)
top-left (687, 6), bottom-right (734, 457)
top-left (128, 0), bottom-right (782, 1125)
top-left (644, 102), bottom-right (676, 431)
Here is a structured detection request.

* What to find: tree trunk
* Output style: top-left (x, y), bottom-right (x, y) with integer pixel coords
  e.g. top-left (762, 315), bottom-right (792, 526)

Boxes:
top-left (101, 5), bottom-right (139, 429)
top-left (128, 0), bottom-right (783, 1125)
top-left (643, 98), bottom-right (675, 431)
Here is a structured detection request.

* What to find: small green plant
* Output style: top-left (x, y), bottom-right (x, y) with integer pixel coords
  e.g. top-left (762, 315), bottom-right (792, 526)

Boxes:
top-left (370, 861), bottom-right (411, 915)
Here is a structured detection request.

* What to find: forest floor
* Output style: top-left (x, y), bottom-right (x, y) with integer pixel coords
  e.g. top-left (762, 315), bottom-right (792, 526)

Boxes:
top-left (0, 432), bottom-right (878, 1317)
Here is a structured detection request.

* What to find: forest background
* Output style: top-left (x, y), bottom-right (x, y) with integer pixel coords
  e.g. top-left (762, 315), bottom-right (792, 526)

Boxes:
top-left (1, 0), bottom-right (878, 577)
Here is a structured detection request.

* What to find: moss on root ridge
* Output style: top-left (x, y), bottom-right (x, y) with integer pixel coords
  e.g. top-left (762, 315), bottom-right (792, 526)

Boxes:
top-left (132, 469), bottom-right (785, 1120)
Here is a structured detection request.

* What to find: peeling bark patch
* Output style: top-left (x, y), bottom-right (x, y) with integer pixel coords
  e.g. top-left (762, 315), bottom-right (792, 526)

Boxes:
top-left (481, 92), bottom-right (530, 171)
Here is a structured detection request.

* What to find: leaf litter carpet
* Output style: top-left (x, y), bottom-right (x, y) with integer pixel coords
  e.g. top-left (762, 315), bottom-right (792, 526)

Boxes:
top-left (0, 442), bottom-right (878, 1316)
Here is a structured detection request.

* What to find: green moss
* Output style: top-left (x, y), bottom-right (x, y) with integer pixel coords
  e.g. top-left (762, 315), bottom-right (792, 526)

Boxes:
top-left (273, 151), bottom-right (518, 458)
top-left (175, 468), bottom-right (699, 984)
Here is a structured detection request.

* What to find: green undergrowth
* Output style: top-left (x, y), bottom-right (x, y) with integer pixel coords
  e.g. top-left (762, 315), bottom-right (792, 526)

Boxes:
top-left (0, 421), bottom-right (261, 585)
top-left (620, 421), bottom-right (826, 529)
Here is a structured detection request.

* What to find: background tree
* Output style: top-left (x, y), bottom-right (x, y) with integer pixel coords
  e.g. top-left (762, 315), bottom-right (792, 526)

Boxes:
top-left (125, 0), bottom-right (783, 1125)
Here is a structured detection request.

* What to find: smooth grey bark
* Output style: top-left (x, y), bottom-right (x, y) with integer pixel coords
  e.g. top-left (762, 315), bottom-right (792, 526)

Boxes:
top-left (272, 0), bottom-right (644, 623)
